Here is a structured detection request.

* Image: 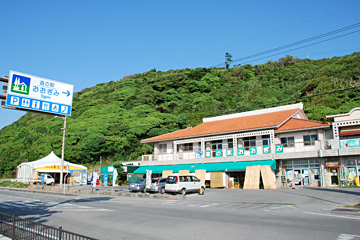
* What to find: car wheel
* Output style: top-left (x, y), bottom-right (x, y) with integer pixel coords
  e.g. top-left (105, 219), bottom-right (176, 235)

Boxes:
top-left (160, 188), bottom-right (165, 194)
top-left (181, 188), bottom-right (186, 196)
top-left (141, 188), bottom-right (146, 193)
top-left (199, 187), bottom-right (205, 195)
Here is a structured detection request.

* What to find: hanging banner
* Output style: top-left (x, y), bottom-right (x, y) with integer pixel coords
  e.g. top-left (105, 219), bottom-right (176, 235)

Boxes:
top-left (146, 170), bottom-right (152, 189)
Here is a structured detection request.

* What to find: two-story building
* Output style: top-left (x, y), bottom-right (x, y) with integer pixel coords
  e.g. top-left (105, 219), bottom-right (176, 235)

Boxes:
top-left (136, 102), bottom-right (360, 188)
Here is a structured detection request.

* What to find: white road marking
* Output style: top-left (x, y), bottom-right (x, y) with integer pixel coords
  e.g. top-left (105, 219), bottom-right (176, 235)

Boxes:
top-left (336, 233), bottom-right (360, 240)
top-left (304, 211), bottom-right (360, 220)
top-left (1, 202), bottom-right (25, 208)
top-left (0, 204), bottom-right (11, 209)
top-left (200, 203), bottom-right (219, 208)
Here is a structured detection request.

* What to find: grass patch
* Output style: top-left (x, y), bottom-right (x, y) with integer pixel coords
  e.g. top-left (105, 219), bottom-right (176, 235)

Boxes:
top-left (344, 204), bottom-right (360, 209)
top-left (0, 181), bottom-right (28, 188)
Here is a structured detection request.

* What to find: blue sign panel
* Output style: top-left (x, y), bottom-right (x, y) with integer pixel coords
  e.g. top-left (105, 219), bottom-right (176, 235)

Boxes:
top-left (6, 94), bottom-right (71, 115)
top-left (41, 173), bottom-right (44, 186)
top-left (6, 71), bottom-right (74, 116)
top-left (104, 173), bottom-right (108, 186)
top-left (195, 151), bottom-right (201, 159)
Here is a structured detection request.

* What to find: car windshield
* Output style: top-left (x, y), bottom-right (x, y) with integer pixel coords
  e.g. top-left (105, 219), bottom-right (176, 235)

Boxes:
top-left (134, 179), bottom-right (143, 183)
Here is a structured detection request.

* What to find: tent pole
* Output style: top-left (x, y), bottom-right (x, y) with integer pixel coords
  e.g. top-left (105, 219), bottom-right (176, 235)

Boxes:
top-left (60, 116), bottom-right (67, 188)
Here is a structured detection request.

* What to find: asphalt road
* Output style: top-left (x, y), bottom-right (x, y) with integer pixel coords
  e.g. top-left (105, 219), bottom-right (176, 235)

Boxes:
top-left (0, 188), bottom-right (360, 240)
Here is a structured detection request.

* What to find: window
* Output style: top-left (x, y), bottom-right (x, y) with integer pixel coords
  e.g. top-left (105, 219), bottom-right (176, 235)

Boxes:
top-left (281, 136), bottom-right (295, 148)
top-left (159, 144), bottom-right (167, 153)
top-left (212, 140), bottom-right (223, 150)
top-left (183, 143), bottom-right (193, 151)
top-left (228, 139), bottom-right (233, 149)
top-left (340, 134), bottom-right (360, 140)
top-left (262, 135), bottom-right (270, 146)
top-left (244, 136), bottom-right (256, 147)
top-left (191, 176), bottom-right (200, 182)
top-left (303, 134), bottom-right (318, 146)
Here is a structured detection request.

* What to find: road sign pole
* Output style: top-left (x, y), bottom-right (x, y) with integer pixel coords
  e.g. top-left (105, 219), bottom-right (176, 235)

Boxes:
top-left (60, 116), bottom-right (67, 188)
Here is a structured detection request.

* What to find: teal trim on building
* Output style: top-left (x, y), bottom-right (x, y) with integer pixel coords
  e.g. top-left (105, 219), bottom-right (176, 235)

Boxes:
top-left (133, 160), bottom-right (276, 174)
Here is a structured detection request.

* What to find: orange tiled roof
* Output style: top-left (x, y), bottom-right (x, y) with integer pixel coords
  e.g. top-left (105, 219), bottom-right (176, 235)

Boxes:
top-left (275, 118), bottom-right (331, 132)
top-left (141, 108), bottom-right (300, 143)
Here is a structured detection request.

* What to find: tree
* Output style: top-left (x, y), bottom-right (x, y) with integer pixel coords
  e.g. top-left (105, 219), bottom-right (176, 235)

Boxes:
top-left (225, 53), bottom-right (233, 69)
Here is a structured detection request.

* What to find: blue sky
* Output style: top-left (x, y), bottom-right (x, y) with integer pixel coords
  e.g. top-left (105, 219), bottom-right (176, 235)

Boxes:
top-left (1, 0), bottom-right (359, 130)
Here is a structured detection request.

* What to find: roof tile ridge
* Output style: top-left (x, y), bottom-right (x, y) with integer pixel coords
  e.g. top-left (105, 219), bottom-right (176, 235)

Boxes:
top-left (141, 127), bottom-right (191, 142)
top-left (203, 108), bottom-right (300, 124)
top-left (289, 118), bottom-right (331, 125)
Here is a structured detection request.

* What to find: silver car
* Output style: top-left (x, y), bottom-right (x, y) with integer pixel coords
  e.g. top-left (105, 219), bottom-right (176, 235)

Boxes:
top-left (146, 178), bottom-right (167, 194)
top-left (165, 174), bottom-right (205, 195)
top-left (128, 179), bottom-right (146, 192)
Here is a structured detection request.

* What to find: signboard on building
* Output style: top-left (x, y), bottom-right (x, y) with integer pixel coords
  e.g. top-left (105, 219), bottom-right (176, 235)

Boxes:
top-left (215, 150), bottom-right (222, 157)
top-left (195, 151), bottom-right (201, 159)
top-left (250, 147), bottom-right (257, 155)
top-left (276, 144), bottom-right (284, 153)
top-left (238, 148), bottom-right (244, 156)
top-left (263, 146), bottom-right (270, 154)
top-left (340, 139), bottom-right (360, 149)
top-left (226, 149), bottom-right (233, 157)
top-left (5, 70), bottom-right (74, 115)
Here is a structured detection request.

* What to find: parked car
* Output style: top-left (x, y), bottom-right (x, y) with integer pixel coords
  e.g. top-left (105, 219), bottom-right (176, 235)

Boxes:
top-left (128, 179), bottom-right (146, 192)
top-left (31, 174), bottom-right (55, 185)
top-left (146, 178), bottom-right (167, 194)
top-left (165, 174), bottom-right (205, 195)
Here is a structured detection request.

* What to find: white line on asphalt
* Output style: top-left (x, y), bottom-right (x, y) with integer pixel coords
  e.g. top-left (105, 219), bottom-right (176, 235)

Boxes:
top-left (336, 233), bottom-right (360, 240)
top-left (200, 203), bottom-right (219, 208)
top-left (0, 204), bottom-right (11, 209)
top-left (1, 202), bottom-right (25, 208)
top-left (304, 212), bottom-right (360, 220)
top-left (13, 201), bottom-right (37, 207)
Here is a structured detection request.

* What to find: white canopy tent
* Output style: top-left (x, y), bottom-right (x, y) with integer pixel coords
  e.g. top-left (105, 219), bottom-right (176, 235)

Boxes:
top-left (17, 151), bottom-right (87, 183)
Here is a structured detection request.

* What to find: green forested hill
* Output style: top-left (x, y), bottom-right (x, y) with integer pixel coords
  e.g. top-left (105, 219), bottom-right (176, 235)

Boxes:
top-left (0, 53), bottom-right (359, 177)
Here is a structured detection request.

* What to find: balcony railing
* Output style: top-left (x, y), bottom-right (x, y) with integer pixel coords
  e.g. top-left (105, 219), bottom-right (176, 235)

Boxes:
top-left (141, 139), bottom-right (356, 162)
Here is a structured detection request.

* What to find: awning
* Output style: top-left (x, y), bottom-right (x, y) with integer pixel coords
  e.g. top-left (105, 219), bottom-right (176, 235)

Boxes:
top-left (134, 160), bottom-right (276, 174)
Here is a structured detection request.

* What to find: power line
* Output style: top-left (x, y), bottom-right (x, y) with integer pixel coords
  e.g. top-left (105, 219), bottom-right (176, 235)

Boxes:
top-left (212, 23), bottom-right (360, 67)
top-left (159, 3), bottom-right (360, 69)
top-left (232, 29), bottom-right (360, 67)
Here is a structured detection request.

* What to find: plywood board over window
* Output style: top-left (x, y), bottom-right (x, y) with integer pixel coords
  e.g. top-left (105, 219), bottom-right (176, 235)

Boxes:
top-left (210, 172), bottom-right (223, 188)
top-left (195, 169), bottom-right (206, 184)
top-left (162, 170), bottom-right (173, 178)
top-left (243, 165), bottom-right (277, 190)
top-left (178, 170), bottom-right (190, 175)
top-left (243, 165), bottom-right (261, 190)
top-left (260, 165), bottom-right (277, 189)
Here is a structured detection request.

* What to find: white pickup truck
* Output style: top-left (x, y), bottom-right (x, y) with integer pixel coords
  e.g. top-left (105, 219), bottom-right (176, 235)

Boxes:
top-left (31, 174), bottom-right (55, 185)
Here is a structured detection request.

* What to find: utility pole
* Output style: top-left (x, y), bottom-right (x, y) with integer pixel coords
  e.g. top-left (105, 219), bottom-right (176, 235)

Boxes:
top-left (99, 156), bottom-right (102, 173)
top-left (60, 116), bottom-right (67, 188)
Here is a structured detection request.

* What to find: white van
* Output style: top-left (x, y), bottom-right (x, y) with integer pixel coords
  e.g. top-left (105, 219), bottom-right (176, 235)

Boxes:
top-left (165, 174), bottom-right (205, 195)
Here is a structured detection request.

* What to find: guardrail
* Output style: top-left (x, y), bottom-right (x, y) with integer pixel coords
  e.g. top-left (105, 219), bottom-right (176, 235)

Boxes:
top-left (0, 212), bottom-right (97, 240)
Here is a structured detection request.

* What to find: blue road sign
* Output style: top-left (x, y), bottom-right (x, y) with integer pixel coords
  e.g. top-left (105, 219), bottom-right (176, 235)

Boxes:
top-left (6, 70), bottom-right (74, 116)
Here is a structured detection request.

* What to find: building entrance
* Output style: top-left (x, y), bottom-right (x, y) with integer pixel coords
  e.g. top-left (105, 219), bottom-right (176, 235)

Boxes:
top-left (293, 168), bottom-right (310, 186)
top-left (329, 167), bottom-right (339, 186)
